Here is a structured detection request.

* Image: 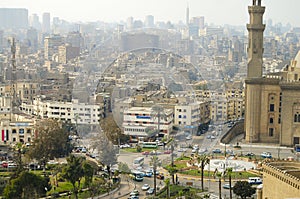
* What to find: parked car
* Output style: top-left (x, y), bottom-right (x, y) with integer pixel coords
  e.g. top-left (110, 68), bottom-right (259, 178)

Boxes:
top-left (212, 148), bottom-right (222, 153)
top-left (142, 151), bottom-right (150, 155)
top-left (129, 190), bottom-right (139, 196)
top-left (146, 187), bottom-right (155, 195)
top-left (142, 184), bottom-right (150, 191)
top-left (223, 184), bottom-right (233, 189)
top-left (245, 152), bottom-right (255, 157)
top-left (163, 150), bottom-right (171, 154)
top-left (261, 152), bottom-right (272, 158)
top-left (178, 148), bottom-right (187, 152)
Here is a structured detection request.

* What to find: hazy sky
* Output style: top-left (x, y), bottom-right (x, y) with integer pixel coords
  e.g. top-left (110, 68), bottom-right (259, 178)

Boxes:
top-left (1, 0), bottom-right (300, 26)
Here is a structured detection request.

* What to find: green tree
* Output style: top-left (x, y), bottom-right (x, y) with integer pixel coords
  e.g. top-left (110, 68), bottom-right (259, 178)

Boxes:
top-left (3, 171), bottom-right (51, 199)
top-left (165, 166), bottom-right (178, 184)
top-left (62, 155), bottom-right (85, 199)
top-left (233, 181), bottom-right (256, 199)
top-left (28, 119), bottom-right (72, 168)
top-left (83, 161), bottom-right (94, 187)
top-left (196, 155), bottom-right (210, 191)
top-left (149, 155), bottom-right (161, 196)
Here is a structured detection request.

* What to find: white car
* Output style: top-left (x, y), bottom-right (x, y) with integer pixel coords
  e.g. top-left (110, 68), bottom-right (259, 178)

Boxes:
top-left (142, 184), bottom-right (150, 191)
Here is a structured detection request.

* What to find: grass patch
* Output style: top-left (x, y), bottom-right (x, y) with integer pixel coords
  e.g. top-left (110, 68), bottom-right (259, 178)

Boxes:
top-left (179, 169), bottom-right (261, 179)
top-left (121, 147), bottom-right (155, 153)
top-left (157, 184), bottom-right (202, 198)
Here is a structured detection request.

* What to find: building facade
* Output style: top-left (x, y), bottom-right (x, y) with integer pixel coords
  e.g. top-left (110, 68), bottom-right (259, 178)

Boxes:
top-left (123, 106), bottom-right (173, 138)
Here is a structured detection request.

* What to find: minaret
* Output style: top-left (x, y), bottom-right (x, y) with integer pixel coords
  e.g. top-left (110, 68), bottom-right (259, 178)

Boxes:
top-left (186, 3), bottom-right (189, 26)
top-left (247, 0), bottom-right (265, 78)
top-left (244, 0), bottom-right (267, 143)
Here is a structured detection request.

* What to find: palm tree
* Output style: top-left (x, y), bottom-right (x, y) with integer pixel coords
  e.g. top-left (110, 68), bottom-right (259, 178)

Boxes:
top-left (226, 167), bottom-right (233, 199)
top-left (166, 166), bottom-right (178, 184)
top-left (196, 154), bottom-right (210, 191)
top-left (149, 155), bottom-right (161, 196)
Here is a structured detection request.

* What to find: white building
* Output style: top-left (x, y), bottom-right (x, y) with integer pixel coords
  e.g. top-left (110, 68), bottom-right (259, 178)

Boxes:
top-left (123, 106), bottom-right (173, 138)
top-left (20, 98), bottom-right (104, 125)
top-left (174, 102), bottom-right (201, 128)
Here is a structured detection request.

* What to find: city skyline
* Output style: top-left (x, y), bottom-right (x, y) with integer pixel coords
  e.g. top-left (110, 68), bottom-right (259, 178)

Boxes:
top-left (1, 0), bottom-right (300, 27)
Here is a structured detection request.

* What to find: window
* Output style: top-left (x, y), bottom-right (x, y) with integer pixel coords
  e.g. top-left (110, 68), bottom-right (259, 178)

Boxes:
top-left (269, 128), bottom-right (274, 137)
top-left (269, 118), bottom-right (274, 124)
top-left (178, 115), bottom-right (182, 118)
top-left (12, 129), bottom-right (17, 134)
top-left (269, 104), bottom-right (274, 112)
top-left (19, 129), bottom-right (24, 134)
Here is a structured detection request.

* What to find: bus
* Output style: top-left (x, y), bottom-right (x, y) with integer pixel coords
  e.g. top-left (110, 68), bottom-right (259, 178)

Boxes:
top-left (133, 157), bottom-right (144, 167)
top-left (130, 170), bottom-right (144, 181)
top-left (139, 142), bottom-right (158, 149)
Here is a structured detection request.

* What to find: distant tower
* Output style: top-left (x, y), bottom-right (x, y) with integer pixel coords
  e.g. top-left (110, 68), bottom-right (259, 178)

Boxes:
top-left (42, 12), bottom-right (51, 33)
top-left (246, 0), bottom-right (265, 78)
top-left (10, 38), bottom-right (18, 114)
top-left (186, 3), bottom-right (189, 26)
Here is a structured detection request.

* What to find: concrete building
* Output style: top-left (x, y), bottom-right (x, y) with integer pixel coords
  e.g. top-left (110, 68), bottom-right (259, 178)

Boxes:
top-left (44, 34), bottom-right (64, 61)
top-left (145, 15), bottom-right (154, 28)
top-left (261, 161), bottom-right (300, 199)
top-left (123, 106), bottom-right (173, 139)
top-left (174, 102), bottom-right (201, 132)
top-left (42, 12), bottom-right (51, 33)
top-left (58, 44), bottom-right (80, 64)
top-left (244, 0), bottom-right (300, 147)
top-left (20, 98), bottom-right (103, 125)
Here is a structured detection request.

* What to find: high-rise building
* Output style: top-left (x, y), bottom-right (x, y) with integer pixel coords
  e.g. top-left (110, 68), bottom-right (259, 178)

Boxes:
top-left (126, 17), bottom-right (134, 30)
top-left (145, 15), bottom-right (154, 28)
top-left (26, 28), bottom-right (38, 53)
top-left (186, 4), bottom-right (189, 26)
top-left (0, 8), bottom-right (28, 29)
top-left (44, 34), bottom-right (64, 60)
top-left (66, 31), bottom-right (84, 52)
top-left (42, 12), bottom-right (51, 33)
top-left (58, 44), bottom-right (80, 64)
top-left (29, 14), bottom-right (41, 30)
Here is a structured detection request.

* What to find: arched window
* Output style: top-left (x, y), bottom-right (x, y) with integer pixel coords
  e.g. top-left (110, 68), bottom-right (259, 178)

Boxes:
top-left (295, 114), bottom-right (298, 122)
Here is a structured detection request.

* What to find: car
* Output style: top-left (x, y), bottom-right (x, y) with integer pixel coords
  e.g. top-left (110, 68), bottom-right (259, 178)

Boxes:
top-left (178, 148), bottom-right (187, 152)
top-left (163, 150), bottom-right (171, 154)
top-left (129, 190), bottom-right (139, 196)
top-left (212, 149), bottom-right (222, 153)
top-left (245, 152), bottom-right (255, 157)
top-left (146, 187), bottom-right (155, 195)
top-left (198, 148), bottom-right (208, 154)
top-left (144, 171), bottom-right (153, 177)
top-left (128, 196), bottom-right (139, 199)
top-left (223, 184), bottom-right (233, 189)
top-left (142, 151), bottom-right (150, 155)
top-left (120, 144), bottom-right (131, 149)
top-left (142, 184), bottom-right (150, 191)
top-left (261, 152), bottom-right (272, 158)
top-left (186, 135), bottom-right (192, 140)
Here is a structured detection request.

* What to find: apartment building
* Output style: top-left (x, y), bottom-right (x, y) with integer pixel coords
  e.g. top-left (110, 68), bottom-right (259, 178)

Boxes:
top-left (123, 106), bottom-right (173, 139)
top-left (20, 98), bottom-right (104, 125)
